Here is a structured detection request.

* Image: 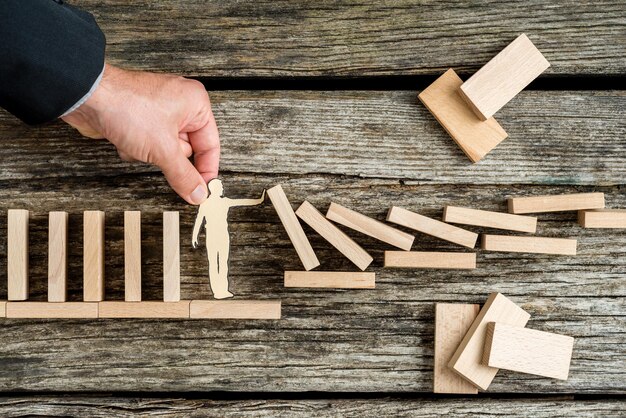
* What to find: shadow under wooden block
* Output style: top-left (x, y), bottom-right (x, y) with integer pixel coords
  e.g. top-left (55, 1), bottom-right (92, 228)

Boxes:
top-left (99, 301), bottom-right (190, 318)
top-left (6, 302), bottom-right (99, 318)
top-left (284, 271), bottom-right (375, 289)
top-left (189, 300), bottom-right (281, 319)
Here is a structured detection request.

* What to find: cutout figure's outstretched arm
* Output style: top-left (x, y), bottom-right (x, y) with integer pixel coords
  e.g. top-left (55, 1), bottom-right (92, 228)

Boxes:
top-left (192, 211), bottom-right (205, 248)
top-left (227, 189), bottom-right (266, 208)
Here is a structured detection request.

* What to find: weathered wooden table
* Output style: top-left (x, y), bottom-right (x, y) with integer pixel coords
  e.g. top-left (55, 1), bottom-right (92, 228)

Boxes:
top-left (0, 1), bottom-right (624, 415)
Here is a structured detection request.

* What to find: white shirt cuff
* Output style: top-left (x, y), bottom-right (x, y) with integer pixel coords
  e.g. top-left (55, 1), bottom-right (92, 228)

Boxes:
top-left (60, 64), bottom-right (105, 117)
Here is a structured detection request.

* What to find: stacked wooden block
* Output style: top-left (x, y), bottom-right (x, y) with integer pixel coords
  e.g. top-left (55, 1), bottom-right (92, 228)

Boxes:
top-left (3, 210), bottom-right (280, 319)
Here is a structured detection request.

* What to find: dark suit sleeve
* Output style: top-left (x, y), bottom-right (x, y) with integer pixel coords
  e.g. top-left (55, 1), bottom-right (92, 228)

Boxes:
top-left (0, 0), bottom-right (106, 125)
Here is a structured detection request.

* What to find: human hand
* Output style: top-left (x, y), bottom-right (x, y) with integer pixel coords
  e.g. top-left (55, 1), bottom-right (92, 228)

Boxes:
top-left (61, 64), bottom-right (220, 205)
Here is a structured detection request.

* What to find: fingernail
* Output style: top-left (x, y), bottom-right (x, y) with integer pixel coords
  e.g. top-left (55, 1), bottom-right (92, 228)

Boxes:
top-left (190, 184), bottom-right (208, 204)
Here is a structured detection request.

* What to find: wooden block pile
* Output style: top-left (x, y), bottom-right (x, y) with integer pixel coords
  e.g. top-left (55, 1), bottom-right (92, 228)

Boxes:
top-left (434, 293), bottom-right (575, 393)
top-left (419, 34), bottom-right (550, 162)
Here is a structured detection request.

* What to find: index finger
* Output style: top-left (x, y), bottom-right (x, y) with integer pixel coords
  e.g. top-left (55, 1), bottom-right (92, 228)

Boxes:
top-left (188, 107), bottom-right (221, 182)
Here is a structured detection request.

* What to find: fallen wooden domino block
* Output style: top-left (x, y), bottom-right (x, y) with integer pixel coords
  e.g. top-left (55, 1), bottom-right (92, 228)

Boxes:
top-left (163, 211), bottom-right (181, 302)
top-left (6, 302), bottom-right (99, 318)
top-left (508, 192), bottom-right (605, 214)
top-left (326, 202), bottom-right (414, 250)
top-left (384, 251), bottom-right (476, 269)
top-left (483, 322), bottom-right (574, 380)
top-left (387, 206), bottom-right (477, 248)
top-left (189, 300), bottom-right (281, 319)
top-left (482, 234), bottom-right (577, 255)
top-left (434, 303), bottom-right (480, 394)
top-left (124, 211), bottom-right (142, 302)
top-left (48, 211), bottom-right (68, 302)
top-left (84, 210), bottom-right (105, 302)
top-left (8, 209), bottom-right (29, 301)
top-left (99, 301), bottom-right (190, 318)
top-left (296, 201), bottom-right (373, 271)
top-left (284, 271), bottom-right (375, 289)
top-left (443, 206), bottom-right (537, 233)
top-left (578, 209), bottom-right (626, 229)
top-left (418, 69), bottom-right (508, 163)
top-left (459, 34), bottom-right (550, 120)
top-left (0, 301), bottom-right (6, 318)
top-left (267, 185), bottom-right (320, 271)
top-left (448, 293), bottom-right (530, 390)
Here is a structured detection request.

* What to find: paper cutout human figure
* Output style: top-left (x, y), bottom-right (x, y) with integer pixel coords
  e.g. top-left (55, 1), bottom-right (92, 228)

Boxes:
top-left (192, 179), bottom-right (266, 299)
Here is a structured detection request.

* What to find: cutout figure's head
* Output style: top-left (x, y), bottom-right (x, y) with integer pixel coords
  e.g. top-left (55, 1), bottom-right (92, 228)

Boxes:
top-left (207, 178), bottom-right (224, 197)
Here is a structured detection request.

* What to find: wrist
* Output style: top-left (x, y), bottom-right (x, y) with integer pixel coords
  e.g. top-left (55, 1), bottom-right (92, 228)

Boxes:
top-left (61, 63), bottom-right (120, 123)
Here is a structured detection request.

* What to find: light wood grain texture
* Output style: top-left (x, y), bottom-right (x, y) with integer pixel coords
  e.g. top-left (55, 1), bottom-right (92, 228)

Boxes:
top-left (163, 211), bottom-right (180, 302)
top-left (189, 300), bottom-right (281, 319)
top-left (508, 193), bottom-right (605, 214)
top-left (47, 211), bottom-right (68, 302)
top-left (482, 235), bottom-right (577, 255)
top-left (99, 301), bottom-right (190, 318)
top-left (124, 211), bottom-right (142, 302)
top-left (434, 303), bottom-right (480, 394)
top-left (83, 211), bottom-right (105, 302)
top-left (484, 322), bottom-right (574, 380)
top-left (449, 293), bottom-right (531, 390)
top-left (296, 201), bottom-right (373, 271)
top-left (267, 185), bottom-right (319, 271)
top-left (7, 209), bottom-right (29, 301)
top-left (284, 271), bottom-right (375, 289)
top-left (578, 209), bottom-right (626, 228)
top-left (459, 34), bottom-right (550, 120)
top-left (6, 302), bottom-right (99, 319)
top-left (326, 202), bottom-right (414, 250)
top-left (384, 251), bottom-right (476, 269)
top-left (443, 206), bottom-right (537, 233)
top-left (418, 69), bottom-right (507, 162)
top-left (387, 206), bottom-right (478, 248)
top-left (0, 302), bottom-right (5, 318)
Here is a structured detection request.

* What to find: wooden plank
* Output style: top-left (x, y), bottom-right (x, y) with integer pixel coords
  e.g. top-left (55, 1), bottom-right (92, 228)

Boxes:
top-left (6, 302), bottom-right (99, 319)
top-left (387, 206), bottom-right (477, 248)
top-left (418, 69), bottom-right (507, 162)
top-left (48, 211), bottom-right (68, 302)
top-left (77, 1), bottom-right (625, 76)
top-left (384, 251), bottom-right (476, 269)
top-left (508, 193), bottom-right (605, 214)
top-left (296, 201), bottom-right (373, 271)
top-left (482, 235), bottom-right (577, 255)
top-left (163, 211), bottom-right (181, 302)
top-left (284, 271), bottom-right (375, 289)
top-left (7, 209), bottom-right (29, 301)
top-left (484, 322), bottom-right (574, 380)
top-left (0, 301), bottom-right (5, 318)
top-left (99, 301), bottom-right (190, 318)
top-left (83, 211), bottom-right (105, 302)
top-left (189, 300), bottom-right (281, 319)
top-left (449, 293), bottom-right (531, 391)
top-left (434, 303), bottom-right (480, 394)
top-left (579, 209), bottom-right (626, 228)
top-left (124, 211), bottom-right (142, 302)
top-left (267, 184), bottom-right (320, 271)
top-left (326, 202), bottom-right (414, 250)
top-left (443, 206), bottom-right (537, 233)
top-left (459, 34), bottom-right (550, 120)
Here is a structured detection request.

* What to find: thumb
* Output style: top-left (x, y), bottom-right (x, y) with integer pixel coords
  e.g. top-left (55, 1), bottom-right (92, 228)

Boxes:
top-left (157, 146), bottom-right (208, 205)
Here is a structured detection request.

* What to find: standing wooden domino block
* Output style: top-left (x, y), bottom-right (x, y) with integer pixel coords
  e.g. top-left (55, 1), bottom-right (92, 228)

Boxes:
top-left (267, 185), bottom-right (320, 270)
top-left (163, 211), bottom-right (180, 302)
top-left (296, 201), bottom-right (373, 271)
top-left (48, 211), bottom-right (68, 302)
top-left (508, 192), bottom-right (605, 214)
top-left (326, 202), bottom-right (414, 250)
top-left (484, 322), bottom-right (574, 380)
top-left (418, 69), bottom-right (508, 163)
top-left (434, 303), bottom-right (480, 394)
top-left (387, 206), bottom-right (478, 248)
top-left (443, 206), bottom-right (537, 233)
top-left (385, 251), bottom-right (476, 269)
top-left (459, 34), bottom-right (550, 120)
top-left (8, 209), bottom-right (29, 301)
top-left (84, 211), bottom-right (105, 301)
top-left (448, 293), bottom-right (530, 390)
top-left (284, 271), bottom-right (375, 289)
top-left (124, 211), bottom-right (142, 302)
top-left (482, 235), bottom-right (577, 255)
top-left (579, 209), bottom-right (626, 228)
